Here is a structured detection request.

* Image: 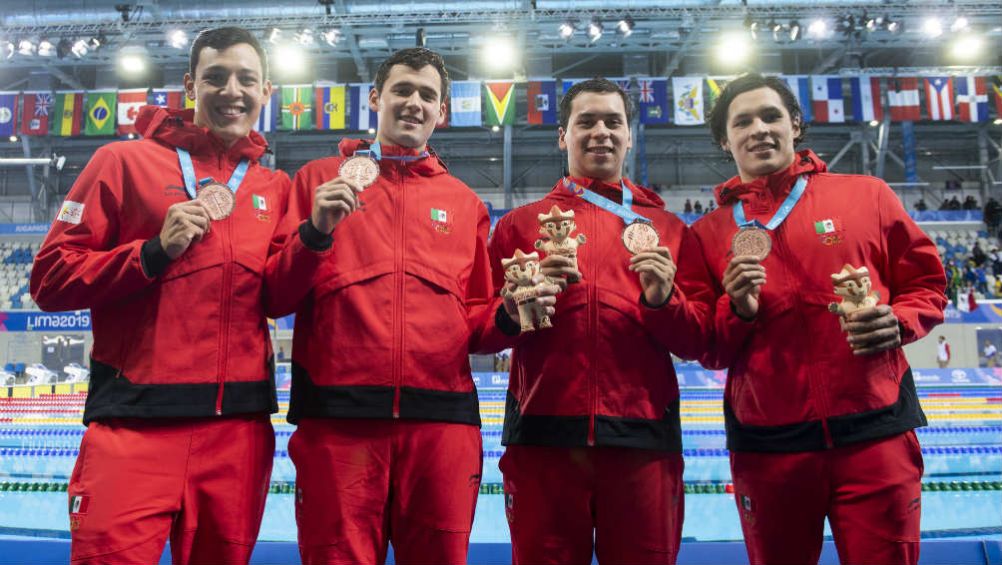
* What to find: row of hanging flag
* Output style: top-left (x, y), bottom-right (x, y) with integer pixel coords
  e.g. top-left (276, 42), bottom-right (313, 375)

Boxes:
top-left (1, 75), bottom-right (1000, 139)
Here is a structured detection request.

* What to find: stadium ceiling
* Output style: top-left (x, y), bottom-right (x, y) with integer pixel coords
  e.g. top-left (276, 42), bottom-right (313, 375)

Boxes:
top-left (1, 0), bottom-right (1000, 78)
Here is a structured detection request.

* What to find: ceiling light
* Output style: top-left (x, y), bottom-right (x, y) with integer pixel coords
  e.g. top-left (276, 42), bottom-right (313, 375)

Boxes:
top-left (37, 39), bottom-right (55, 57)
top-left (71, 39), bottom-right (89, 57)
top-left (922, 17), bottom-right (943, 38)
top-left (268, 28), bottom-right (282, 44)
top-left (587, 18), bottom-right (603, 42)
top-left (168, 29), bottom-right (188, 49)
top-left (17, 39), bottom-right (36, 56)
top-left (807, 19), bottom-right (827, 39)
top-left (322, 29), bottom-right (340, 47)
top-left (559, 21), bottom-right (575, 40)
top-left (616, 16), bottom-right (635, 38)
top-left (951, 16), bottom-right (969, 32)
top-left (296, 28), bottom-right (315, 46)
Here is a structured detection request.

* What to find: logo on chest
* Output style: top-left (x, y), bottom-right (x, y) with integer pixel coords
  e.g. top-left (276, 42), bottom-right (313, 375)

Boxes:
top-left (813, 217), bottom-right (845, 246)
top-left (430, 207), bottom-right (452, 234)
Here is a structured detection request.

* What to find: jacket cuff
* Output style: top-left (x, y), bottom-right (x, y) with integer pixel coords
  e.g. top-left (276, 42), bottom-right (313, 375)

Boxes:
top-left (299, 220), bottom-right (333, 252)
top-left (140, 236), bottom-right (172, 278)
top-left (495, 304), bottom-right (522, 336)
top-left (639, 286), bottom-right (675, 309)
top-left (730, 300), bottom-right (757, 323)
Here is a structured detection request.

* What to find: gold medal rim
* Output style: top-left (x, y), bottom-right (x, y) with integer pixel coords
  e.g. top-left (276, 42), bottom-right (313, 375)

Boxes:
top-left (621, 221), bottom-right (660, 254)
top-left (339, 156), bottom-right (379, 188)
top-left (731, 227), bottom-right (772, 259)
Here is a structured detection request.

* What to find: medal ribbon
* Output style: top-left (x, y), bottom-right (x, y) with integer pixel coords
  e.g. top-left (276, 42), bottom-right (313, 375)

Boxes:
top-left (176, 148), bottom-right (250, 200)
top-left (560, 177), bottom-right (650, 225)
top-left (732, 175), bottom-right (808, 230)
top-left (355, 141), bottom-right (429, 162)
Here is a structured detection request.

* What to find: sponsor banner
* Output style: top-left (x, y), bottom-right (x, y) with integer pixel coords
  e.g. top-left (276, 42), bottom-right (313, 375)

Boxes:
top-left (0, 311), bottom-right (91, 332)
top-left (911, 368), bottom-right (1002, 386)
top-left (0, 223), bottom-right (49, 235)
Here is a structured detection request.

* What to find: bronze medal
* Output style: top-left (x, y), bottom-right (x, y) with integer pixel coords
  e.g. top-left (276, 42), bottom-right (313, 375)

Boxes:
top-left (622, 221), bottom-right (660, 254)
top-left (731, 227), bottom-right (772, 260)
top-left (196, 182), bottom-right (235, 221)
top-left (339, 155), bottom-right (379, 189)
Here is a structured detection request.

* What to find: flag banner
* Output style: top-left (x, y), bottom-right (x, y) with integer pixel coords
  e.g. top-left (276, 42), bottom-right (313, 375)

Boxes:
top-left (811, 76), bottom-right (845, 123)
top-left (924, 77), bottom-right (954, 121)
top-left (116, 88), bottom-right (147, 136)
top-left (52, 92), bottom-right (84, 136)
top-left (20, 92), bottom-right (52, 136)
top-left (526, 80), bottom-right (557, 125)
top-left (704, 77), bottom-right (730, 118)
top-left (484, 81), bottom-right (515, 126)
top-left (888, 77), bottom-right (921, 121)
top-left (955, 76), bottom-right (989, 123)
top-left (991, 76), bottom-right (1002, 117)
top-left (149, 89), bottom-right (184, 109)
top-left (450, 81), bottom-right (482, 127)
top-left (849, 76), bottom-right (883, 122)
top-left (85, 91), bottom-right (116, 136)
top-left (254, 91), bottom-right (279, 133)
top-left (781, 75), bottom-right (813, 123)
top-left (315, 85), bottom-right (346, 130)
top-left (280, 85), bottom-right (314, 130)
top-left (637, 77), bottom-right (669, 124)
top-left (671, 77), bottom-right (702, 125)
top-left (349, 84), bottom-right (378, 131)
top-left (561, 78), bottom-right (587, 96)
top-left (0, 92), bottom-right (17, 137)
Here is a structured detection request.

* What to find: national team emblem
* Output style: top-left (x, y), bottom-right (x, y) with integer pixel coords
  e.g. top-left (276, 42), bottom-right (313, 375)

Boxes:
top-left (69, 494), bottom-right (91, 515)
top-left (740, 494), bottom-right (753, 512)
top-left (252, 194), bottom-right (267, 211)
top-left (430, 207), bottom-right (451, 234)
top-left (296, 487), bottom-right (304, 504)
top-left (813, 217), bottom-right (844, 246)
top-left (57, 201), bottom-right (85, 225)
top-left (504, 492), bottom-right (515, 523)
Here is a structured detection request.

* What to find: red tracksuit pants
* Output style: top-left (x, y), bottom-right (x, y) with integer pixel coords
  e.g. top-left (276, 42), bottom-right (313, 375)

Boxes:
top-left (500, 445), bottom-right (685, 565)
top-left (731, 431), bottom-right (924, 565)
top-left (68, 414), bottom-right (275, 565)
top-left (289, 418), bottom-right (483, 565)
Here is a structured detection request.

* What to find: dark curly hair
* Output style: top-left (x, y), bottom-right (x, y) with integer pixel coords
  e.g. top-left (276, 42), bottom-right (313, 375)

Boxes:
top-left (708, 73), bottom-right (807, 150)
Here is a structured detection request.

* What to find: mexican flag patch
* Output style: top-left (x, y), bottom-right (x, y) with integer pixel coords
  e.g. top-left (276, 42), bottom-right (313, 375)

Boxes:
top-left (252, 194), bottom-right (267, 211)
top-left (814, 219), bottom-right (836, 234)
top-left (69, 494), bottom-right (90, 514)
top-left (431, 208), bottom-right (448, 223)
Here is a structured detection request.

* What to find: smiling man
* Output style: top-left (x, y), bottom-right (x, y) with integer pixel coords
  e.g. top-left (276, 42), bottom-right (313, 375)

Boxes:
top-left (265, 48), bottom-right (493, 565)
top-left (478, 78), bottom-right (715, 565)
top-left (30, 27), bottom-right (305, 564)
top-left (692, 73), bottom-right (946, 565)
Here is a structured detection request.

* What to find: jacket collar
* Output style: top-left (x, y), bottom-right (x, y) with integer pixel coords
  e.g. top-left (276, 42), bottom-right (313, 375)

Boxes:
top-left (135, 106), bottom-right (268, 162)
top-left (714, 149), bottom-right (827, 207)
top-left (548, 175), bottom-right (665, 209)
top-left (338, 138), bottom-right (448, 177)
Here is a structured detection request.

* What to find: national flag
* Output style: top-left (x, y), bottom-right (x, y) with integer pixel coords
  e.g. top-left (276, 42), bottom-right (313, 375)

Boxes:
top-left (0, 92), bottom-right (17, 137)
top-left (705, 77), bottom-right (729, 117)
top-left (849, 76), bottom-right (883, 122)
top-left (991, 76), bottom-right (1002, 117)
top-left (781, 75), bottom-right (813, 123)
top-left (315, 85), bottom-right (346, 130)
top-left (52, 92), bottom-right (84, 136)
top-left (811, 76), bottom-right (845, 123)
top-left (252, 194), bottom-right (267, 211)
top-left (69, 495), bottom-right (90, 514)
top-left (671, 77), bottom-right (702, 125)
top-left (149, 89), bottom-right (184, 109)
top-left (955, 76), bottom-right (989, 123)
top-left (924, 77), bottom-right (954, 121)
top-left (561, 78), bottom-right (586, 95)
top-left (814, 219), bottom-right (836, 234)
top-left (431, 208), bottom-right (448, 222)
top-left (634, 78), bottom-right (668, 125)
top-left (484, 81), bottom-right (515, 126)
top-left (84, 91), bottom-right (116, 136)
top-left (450, 81), bottom-right (481, 127)
top-left (280, 85), bottom-right (313, 130)
top-left (526, 80), bottom-right (557, 125)
top-left (888, 78), bottom-right (921, 121)
top-left (20, 92), bottom-right (52, 136)
top-left (254, 90), bottom-right (279, 133)
top-left (348, 83), bottom-right (378, 131)
top-left (116, 88), bottom-right (147, 136)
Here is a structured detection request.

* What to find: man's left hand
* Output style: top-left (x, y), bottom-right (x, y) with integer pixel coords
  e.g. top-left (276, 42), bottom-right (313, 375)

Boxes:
top-left (629, 247), bottom-right (676, 307)
top-left (843, 305), bottom-right (901, 355)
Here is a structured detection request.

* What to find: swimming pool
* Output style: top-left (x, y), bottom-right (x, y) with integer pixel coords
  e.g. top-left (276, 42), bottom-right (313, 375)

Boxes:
top-left (1, 379), bottom-right (1000, 561)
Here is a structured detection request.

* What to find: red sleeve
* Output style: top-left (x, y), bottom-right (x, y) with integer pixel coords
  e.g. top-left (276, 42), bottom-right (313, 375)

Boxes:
top-left (466, 201), bottom-right (500, 352)
top-left (878, 181), bottom-right (948, 344)
top-left (262, 165), bottom-right (331, 318)
top-left (30, 146), bottom-right (156, 312)
top-left (638, 224), bottom-right (716, 361)
top-left (471, 212), bottom-right (524, 354)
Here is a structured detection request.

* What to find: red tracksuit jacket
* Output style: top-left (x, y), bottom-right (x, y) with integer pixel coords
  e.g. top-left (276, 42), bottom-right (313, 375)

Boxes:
top-left (30, 107), bottom-right (294, 423)
top-left (691, 150), bottom-right (947, 451)
top-left (267, 138), bottom-right (494, 425)
top-left (481, 177), bottom-right (715, 450)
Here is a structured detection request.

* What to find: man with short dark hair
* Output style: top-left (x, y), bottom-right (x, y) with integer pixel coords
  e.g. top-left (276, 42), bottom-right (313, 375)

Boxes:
top-left (694, 73), bottom-right (946, 565)
top-left (266, 47), bottom-right (493, 564)
top-left (479, 78), bottom-right (714, 564)
top-left (30, 26), bottom-right (305, 564)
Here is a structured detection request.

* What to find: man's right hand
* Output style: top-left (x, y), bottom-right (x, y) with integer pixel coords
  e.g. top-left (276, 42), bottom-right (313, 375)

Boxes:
top-left (539, 254), bottom-right (582, 291)
top-left (722, 255), bottom-right (766, 320)
top-left (160, 201), bottom-right (212, 260)
top-left (502, 275), bottom-right (562, 326)
top-left (311, 176), bottom-right (364, 235)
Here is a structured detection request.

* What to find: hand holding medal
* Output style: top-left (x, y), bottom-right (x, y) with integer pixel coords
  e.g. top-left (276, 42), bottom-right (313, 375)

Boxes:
top-left (629, 246), bottom-right (677, 307)
top-left (311, 174), bottom-right (367, 235)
